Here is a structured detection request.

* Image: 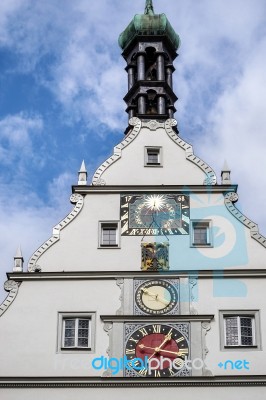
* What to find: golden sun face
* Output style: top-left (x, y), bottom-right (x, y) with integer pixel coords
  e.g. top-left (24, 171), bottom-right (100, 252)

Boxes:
top-left (143, 195), bottom-right (167, 211)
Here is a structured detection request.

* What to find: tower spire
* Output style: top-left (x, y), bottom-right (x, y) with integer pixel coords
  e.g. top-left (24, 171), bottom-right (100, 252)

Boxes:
top-left (119, 0), bottom-right (180, 127)
top-left (145, 0), bottom-right (154, 15)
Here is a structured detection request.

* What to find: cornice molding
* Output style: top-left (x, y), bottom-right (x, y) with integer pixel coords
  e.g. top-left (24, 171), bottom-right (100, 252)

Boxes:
top-left (224, 192), bottom-right (266, 249)
top-left (0, 280), bottom-right (19, 317)
top-left (0, 375), bottom-right (266, 388)
top-left (9, 269), bottom-right (266, 281)
top-left (100, 315), bottom-right (214, 322)
top-left (165, 119), bottom-right (217, 185)
top-left (72, 184), bottom-right (237, 195)
top-left (92, 117), bottom-right (142, 186)
top-left (27, 194), bottom-right (84, 272)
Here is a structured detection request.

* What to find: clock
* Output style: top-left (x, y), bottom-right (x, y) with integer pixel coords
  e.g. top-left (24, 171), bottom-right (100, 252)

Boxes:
top-left (120, 193), bottom-right (189, 236)
top-left (134, 279), bottom-right (179, 315)
top-left (124, 323), bottom-right (190, 377)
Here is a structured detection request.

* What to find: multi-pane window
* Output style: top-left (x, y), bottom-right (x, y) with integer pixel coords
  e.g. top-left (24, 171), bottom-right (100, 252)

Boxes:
top-left (63, 318), bottom-right (90, 348)
top-left (101, 223), bottom-right (118, 247)
top-left (145, 147), bottom-right (161, 166)
top-left (192, 221), bottom-right (211, 246)
top-left (147, 149), bottom-right (160, 164)
top-left (224, 316), bottom-right (255, 346)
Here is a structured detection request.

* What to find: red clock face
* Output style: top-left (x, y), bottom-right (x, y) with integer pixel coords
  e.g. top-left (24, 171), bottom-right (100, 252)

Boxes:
top-left (125, 324), bottom-right (189, 377)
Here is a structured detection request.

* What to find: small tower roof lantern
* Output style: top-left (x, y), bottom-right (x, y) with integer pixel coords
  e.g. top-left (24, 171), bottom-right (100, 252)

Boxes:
top-left (118, 0), bottom-right (180, 51)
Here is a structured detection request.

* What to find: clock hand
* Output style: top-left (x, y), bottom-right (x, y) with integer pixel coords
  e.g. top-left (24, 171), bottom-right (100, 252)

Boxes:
top-left (158, 349), bottom-right (187, 357)
top-left (139, 344), bottom-right (185, 358)
top-left (138, 344), bottom-right (157, 351)
top-left (141, 288), bottom-right (158, 300)
top-left (141, 288), bottom-right (170, 305)
top-left (154, 294), bottom-right (170, 306)
top-left (148, 330), bottom-right (173, 360)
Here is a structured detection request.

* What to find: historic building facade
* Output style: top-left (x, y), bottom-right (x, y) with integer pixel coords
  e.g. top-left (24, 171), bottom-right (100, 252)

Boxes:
top-left (0, 1), bottom-right (266, 398)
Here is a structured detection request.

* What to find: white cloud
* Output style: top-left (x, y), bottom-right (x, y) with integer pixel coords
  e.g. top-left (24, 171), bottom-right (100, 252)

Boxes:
top-left (173, 0), bottom-right (266, 121)
top-left (0, 112), bottom-right (43, 167)
top-left (0, 172), bottom-right (73, 302)
top-left (47, 171), bottom-right (76, 207)
top-left (196, 36), bottom-right (266, 235)
top-left (0, 0), bottom-right (28, 46)
top-left (0, 0), bottom-right (130, 129)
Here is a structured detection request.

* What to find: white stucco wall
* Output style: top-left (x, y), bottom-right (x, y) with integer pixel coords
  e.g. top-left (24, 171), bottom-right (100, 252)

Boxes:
top-left (34, 191), bottom-right (266, 272)
top-left (98, 125), bottom-right (208, 186)
top-left (0, 280), bottom-right (119, 376)
top-left (0, 276), bottom-right (265, 377)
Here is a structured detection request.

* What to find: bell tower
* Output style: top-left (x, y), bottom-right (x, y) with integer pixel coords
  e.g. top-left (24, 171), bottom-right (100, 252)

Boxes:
top-left (118, 0), bottom-right (180, 124)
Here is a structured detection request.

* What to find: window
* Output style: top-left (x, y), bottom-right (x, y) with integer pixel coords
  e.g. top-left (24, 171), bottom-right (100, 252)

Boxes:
top-left (225, 316), bottom-right (254, 346)
top-left (191, 220), bottom-right (212, 246)
top-left (219, 310), bottom-right (261, 350)
top-left (63, 318), bottom-right (90, 348)
top-left (99, 221), bottom-right (120, 248)
top-left (145, 147), bottom-right (162, 166)
top-left (57, 312), bottom-right (96, 353)
top-left (147, 149), bottom-right (159, 164)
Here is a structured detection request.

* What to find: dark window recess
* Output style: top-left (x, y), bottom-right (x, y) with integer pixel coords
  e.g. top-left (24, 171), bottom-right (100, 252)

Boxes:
top-left (147, 149), bottom-right (160, 165)
top-left (101, 224), bottom-right (118, 246)
top-left (193, 226), bottom-right (208, 244)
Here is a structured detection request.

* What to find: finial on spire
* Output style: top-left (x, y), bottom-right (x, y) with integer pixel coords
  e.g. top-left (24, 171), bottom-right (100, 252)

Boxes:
top-left (78, 160), bottom-right (87, 185)
top-left (13, 246), bottom-right (24, 272)
top-left (145, 0), bottom-right (154, 15)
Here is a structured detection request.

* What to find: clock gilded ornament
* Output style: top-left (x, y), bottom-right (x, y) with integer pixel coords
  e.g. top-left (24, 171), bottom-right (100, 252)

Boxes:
top-left (134, 279), bottom-right (179, 315)
top-left (121, 193), bottom-right (189, 236)
top-left (124, 323), bottom-right (190, 377)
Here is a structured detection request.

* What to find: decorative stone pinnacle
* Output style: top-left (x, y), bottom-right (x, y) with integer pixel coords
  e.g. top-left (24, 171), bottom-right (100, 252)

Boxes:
top-left (222, 160), bottom-right (230, 172)
top-left (221, 160), bottom-right (231, 185)
top-left (13, 245), bottom-right (24, 272)
top-left (15, 245), bottom-right (23, 259)
top-left (145, 0), bottom-right (154, 15)
top-left (79, 160), bottom-right (87, 173)
top-left (78, 160), bottom-right (88, 185)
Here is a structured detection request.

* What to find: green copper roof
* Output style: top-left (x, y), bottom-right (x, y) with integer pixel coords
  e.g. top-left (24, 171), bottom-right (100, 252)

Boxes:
top-left (119, 0), bottom-right (180, 51)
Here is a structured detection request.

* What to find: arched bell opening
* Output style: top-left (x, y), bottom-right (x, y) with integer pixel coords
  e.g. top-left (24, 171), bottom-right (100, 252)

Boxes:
top-left (145, 47), bottom-right (157, 81)
top-left (146, 89), bottom-right (157, 115)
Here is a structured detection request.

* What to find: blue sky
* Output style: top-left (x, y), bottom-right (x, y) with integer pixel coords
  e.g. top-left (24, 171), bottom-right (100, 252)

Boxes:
top-left (0, 0), bottom-right (266, 301)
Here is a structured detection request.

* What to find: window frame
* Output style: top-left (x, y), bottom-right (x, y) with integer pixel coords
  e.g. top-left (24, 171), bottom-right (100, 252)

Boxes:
top-left (57, 312), bottom-right (96, 354)
top-left (190, 219), bottom-right (212, 247)
top-left (219, 310), bottom-right (261, 351)
top-left (144, 146), bottom-right (162, 167)
top-left (98, 221), bottom-right (121, 249)
top-left (62, 317), bottom-right (91, 349)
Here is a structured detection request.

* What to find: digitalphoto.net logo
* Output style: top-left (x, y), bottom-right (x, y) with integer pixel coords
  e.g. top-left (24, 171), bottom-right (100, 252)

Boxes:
top-left (92, 355), bottom-right (204, 375)
top-left (151, 194), bottom-right (249, 299)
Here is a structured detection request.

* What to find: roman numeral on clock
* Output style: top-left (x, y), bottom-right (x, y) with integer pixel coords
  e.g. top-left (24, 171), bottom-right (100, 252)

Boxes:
top-left (138, 368), bottom-right (147, 376)
top-left (179, 348), bottom-right (189, 355)
top-left (129, 337), bottom-right (138, 344)
top-left (139, 328), bottom-right (148, 337)
top-left (152, 325), bottom-right (161, 333)
top-left (125, 348), bottom-right (135, 355)
top-left (169, 368), bottom-right (175, 376)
